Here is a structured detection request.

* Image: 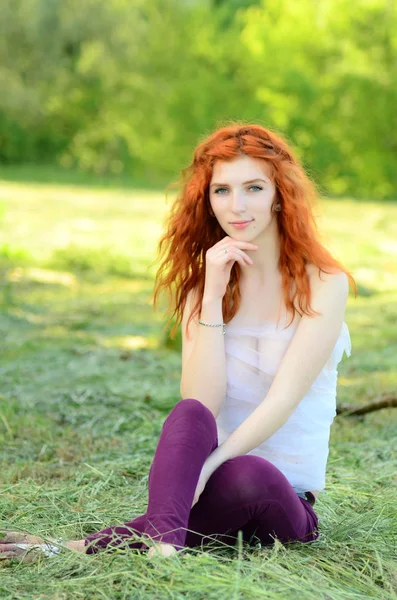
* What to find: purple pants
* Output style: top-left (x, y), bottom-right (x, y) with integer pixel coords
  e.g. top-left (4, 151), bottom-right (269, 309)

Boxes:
top-left (85, 398), bottom-right (319, 554)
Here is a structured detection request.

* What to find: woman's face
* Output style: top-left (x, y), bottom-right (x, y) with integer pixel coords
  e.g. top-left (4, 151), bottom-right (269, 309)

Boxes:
top-left (208, 154), bottom-right (277, 242)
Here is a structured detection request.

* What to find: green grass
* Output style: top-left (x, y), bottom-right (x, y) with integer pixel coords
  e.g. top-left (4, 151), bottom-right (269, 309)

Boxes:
top-left (0, 168), bottom-right (396, 599)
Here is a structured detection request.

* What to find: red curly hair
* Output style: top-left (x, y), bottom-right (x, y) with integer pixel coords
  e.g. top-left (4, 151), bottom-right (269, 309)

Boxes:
top-left (150, 122), bottom-right (356, 340)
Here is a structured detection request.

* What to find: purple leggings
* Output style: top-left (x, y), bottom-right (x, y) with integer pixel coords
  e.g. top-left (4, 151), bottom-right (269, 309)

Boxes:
top-left (85, 398), bottom-right (319, 554)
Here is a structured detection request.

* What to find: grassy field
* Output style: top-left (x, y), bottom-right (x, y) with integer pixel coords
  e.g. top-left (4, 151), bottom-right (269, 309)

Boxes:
top-left (0, 168), bottom-right (396, 599)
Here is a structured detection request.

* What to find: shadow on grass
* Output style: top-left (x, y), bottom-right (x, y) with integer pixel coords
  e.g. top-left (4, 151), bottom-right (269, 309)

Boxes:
top-left (0, 258), bottom-right (183, 369)
top-left (0, 269), bottom-right (183, 447)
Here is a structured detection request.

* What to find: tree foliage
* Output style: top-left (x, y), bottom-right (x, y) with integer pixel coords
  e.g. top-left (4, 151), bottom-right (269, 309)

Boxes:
top-left (0, 0), bottom-right (396, 198)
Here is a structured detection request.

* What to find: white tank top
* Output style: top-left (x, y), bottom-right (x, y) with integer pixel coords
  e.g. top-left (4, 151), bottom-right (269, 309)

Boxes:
top-left (215, 319), bottom-right (352, 494)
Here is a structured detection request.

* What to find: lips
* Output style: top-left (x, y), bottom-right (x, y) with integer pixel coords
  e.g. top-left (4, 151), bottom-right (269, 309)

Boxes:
top-left (230, 220), bottom-right (253, 224)
top-left (230, 220), bottom-right (253, 230)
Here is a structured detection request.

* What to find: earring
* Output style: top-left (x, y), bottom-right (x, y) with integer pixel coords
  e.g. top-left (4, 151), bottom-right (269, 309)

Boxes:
top-left (273, 203), bottom-right (281, 212)
top-left (209, 207), bottom-right (216, 217)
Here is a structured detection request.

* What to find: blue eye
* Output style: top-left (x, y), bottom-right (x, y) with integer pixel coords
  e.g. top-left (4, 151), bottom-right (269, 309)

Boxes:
top-left (214, 185), bottom-right (263, 194)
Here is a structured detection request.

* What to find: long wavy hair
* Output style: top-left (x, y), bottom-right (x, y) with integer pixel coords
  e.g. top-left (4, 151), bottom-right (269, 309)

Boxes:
top-left (150, 122), bottom-right (356, 340)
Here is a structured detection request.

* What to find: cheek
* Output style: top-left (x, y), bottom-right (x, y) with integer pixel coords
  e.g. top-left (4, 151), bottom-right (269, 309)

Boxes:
top-left (254, 201), bottom-right (273, 219)
top-left (209, 196), bottom-right (218, 209)
top-left (211, 201), bottom-right (226, 217)
top-left (257, 196), bottom-right (274, 218)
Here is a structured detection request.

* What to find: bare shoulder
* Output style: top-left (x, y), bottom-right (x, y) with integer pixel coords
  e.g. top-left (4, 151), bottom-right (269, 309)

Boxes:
top-left (305, 263), bottom-right (349, 297)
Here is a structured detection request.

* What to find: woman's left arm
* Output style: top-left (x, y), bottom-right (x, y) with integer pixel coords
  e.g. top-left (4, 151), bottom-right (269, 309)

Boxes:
top-left (203, 269), bottom-right (349, 477)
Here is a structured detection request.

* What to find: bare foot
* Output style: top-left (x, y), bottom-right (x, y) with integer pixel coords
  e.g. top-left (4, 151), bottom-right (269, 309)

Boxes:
top-left (0, 530), bottom-right (85, 563)
top-left (0, 531), bottom-right (45, 545)
top-left (147, 542), bottom-right (178, 559)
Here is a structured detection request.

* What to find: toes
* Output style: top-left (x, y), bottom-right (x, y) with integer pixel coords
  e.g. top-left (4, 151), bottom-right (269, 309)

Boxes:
top-left (0, 531), bottom-right (19, 543)
top-left (0, 531), bottom-right (29, 544)
top-left (0, 552), bottom-right (15, 561)
top-left (0, 543), bottom-right (23, 561)
top-left (1, 542), bottom-right (27, 554)
top-left (0, 542), bottom-right (15, 560)
top-left (0, 531), bottom-right (44, 545)
top-left (0, 543), bottom-right (42, 563)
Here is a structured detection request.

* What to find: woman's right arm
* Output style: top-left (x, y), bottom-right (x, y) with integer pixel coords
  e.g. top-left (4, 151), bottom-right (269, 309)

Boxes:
top-left (180, 289), bottom-right (227, 419)
top-left (179, 238), bottom-right (258, 418)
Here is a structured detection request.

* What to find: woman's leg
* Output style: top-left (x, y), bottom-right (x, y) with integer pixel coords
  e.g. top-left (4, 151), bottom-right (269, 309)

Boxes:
top-left (84, 398), bottom-right (318, 554)
top-left (85, 398), bottom-right (218, 554)
top-left (85, 455), bottom-right (318, 554)
top-left (142, 397), bottom-right (218, 550)
top-left (84, 515), bottom-right (146, 554)
top-left (183, 455), bottom-right (319, 549)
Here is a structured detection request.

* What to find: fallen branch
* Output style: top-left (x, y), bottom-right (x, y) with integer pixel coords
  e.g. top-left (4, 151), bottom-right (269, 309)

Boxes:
top-left (336, 394), bottom-right (397, 416)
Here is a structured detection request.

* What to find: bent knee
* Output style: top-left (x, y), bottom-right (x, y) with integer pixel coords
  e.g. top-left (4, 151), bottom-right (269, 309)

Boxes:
top-left (166, 398), bottom-right (217, 427)
top-left (217, 455), bottom-right (290, 503)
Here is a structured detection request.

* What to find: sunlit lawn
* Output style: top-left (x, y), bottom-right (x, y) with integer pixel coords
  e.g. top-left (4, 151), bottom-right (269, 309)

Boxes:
top-left (0, 169), bottom-right (396, 599)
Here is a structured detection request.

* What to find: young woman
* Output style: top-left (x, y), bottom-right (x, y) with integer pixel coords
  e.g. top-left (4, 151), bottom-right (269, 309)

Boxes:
top-left (0, 123), bottom-right (355, 562)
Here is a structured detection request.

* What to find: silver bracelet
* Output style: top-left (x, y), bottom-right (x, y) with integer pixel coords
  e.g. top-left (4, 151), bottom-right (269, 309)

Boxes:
top-left (43, 537), bottom-right (64, 557)
top-left (198, 319), bottom-right (226, 335)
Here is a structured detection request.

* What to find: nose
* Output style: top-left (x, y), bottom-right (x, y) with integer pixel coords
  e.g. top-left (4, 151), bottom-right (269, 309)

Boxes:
top-left (231, 191), bottom-right (247, 214)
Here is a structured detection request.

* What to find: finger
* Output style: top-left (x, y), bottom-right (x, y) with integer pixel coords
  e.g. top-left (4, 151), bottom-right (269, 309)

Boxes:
top-left (233, 248), bottom-right (253, 264)
top-left (219, 248), bottom-right (253, 265)
top-left (224, 252), bottom-right (248, 268)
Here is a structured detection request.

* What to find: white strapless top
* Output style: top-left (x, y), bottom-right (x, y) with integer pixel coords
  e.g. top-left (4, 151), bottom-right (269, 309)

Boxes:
top-left (215, 319), bottom-right (351, 494)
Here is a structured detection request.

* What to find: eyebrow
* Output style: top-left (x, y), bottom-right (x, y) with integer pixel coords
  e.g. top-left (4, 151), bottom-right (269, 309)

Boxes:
top-left (210, 178), bottom-right (268, 187)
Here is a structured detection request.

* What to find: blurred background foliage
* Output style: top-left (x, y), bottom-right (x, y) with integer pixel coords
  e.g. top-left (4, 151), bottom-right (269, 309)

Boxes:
top-left (1, 0), bottom-right (396, 199)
